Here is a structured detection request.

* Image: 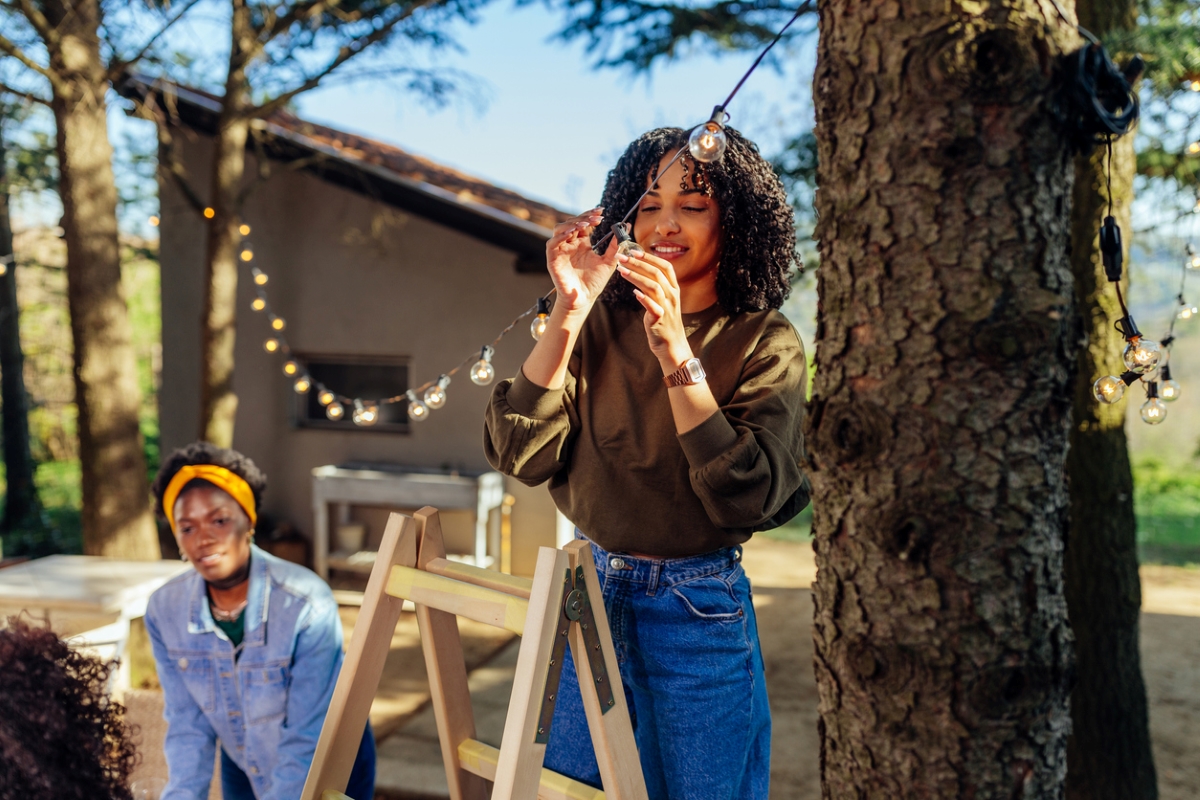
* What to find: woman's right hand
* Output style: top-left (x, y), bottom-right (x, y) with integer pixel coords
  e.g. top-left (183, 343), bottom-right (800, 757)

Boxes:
top-left (546, 208), bottom-right (619, 313)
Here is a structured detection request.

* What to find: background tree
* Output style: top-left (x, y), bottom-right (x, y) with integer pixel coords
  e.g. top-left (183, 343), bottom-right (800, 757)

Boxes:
top-left (804, 0), bottom-right (1079, 793)
top-left (1063, 1), bottom-right (1159, 797)
top-left (130, 0), bottom-right (481, 447)
top-left (0, 0), bottom-right (193, 558)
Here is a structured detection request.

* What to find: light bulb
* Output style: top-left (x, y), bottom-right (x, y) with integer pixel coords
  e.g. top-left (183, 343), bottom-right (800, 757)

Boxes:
top-left (612, 224), bottom-right (644, 260)
top-left (251, 297), bottom-right (267, 312)
top-left (1192, 80), bottom-right (1200, 91)
top-left (1179, 304), bottom-right (1198, 320)
top-left (283, 359), bottom-right (299, 376)
top-left (688, 119), bottom-right (728, 163)
top-left (293, 376), bottom-right (311, 394)
top-left (252, 268), bottom-right (268, 286)
top-left (1122, 338), bottom-right (1161, 374)
top-left (470, 346), bottom-right (495, 386)
top-left (1190, 142), bottom-right (1200, 155)
top-left (240, 246), bottom-right (254, 262)
top-left (270, 315), bottom-right (286, 331)
top-left (1141, 396), bottom-right (1167, 424)
top-left (1190, 256), bottom-right (1200, 269)
top-left (325, 400), bottom-right (345, 421)
top-left (0, 264), bottom-right (6, 276)
top-left (352, 400), bottom-right (379, 427)
top-left (318, 390), bottom-right (336, 406)
top-left (1161, 379), bottom-right (1182, 402)
top-left (149, 215), bottom-right (160, 227)
top-left (424, 375), bottom-right (450, 409)
top-left (1092, 375), bottom-right (1125, 404)
top-left (263, 338), bottom-right (280, 353)
top-left (203, 207), bottom-right (215, 219)
top-left (406, 391), bottom-right (429, 422)
top-left (239, 223), bottom-right (251, 236)
top-left (530, 297), bottom-right (551, 341)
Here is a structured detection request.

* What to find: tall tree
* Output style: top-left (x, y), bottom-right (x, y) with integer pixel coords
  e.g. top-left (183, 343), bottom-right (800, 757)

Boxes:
top-left (1063, 1), bottom-right (1158, 797)
top-left (0, 109), bottom-right (40, 532)
top-left (132, 0), bottom-right (477, 447)
top-left (0, 0), bottom-right (191, 558)
top-left (805, 1), bottom-right (1078, 794)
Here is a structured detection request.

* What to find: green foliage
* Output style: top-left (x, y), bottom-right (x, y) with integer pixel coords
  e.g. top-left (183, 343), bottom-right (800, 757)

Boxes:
top-left (760, 504), bottom-right (812, 543)
top-left (1133, 457), bottom-right (1200, 565)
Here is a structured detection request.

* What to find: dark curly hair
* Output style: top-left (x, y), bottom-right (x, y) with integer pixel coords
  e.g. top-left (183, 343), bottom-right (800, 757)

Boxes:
top-left (595, 126), bottom-right (799, 314)
top-left (151, 441), bottom-right (267, 523)
top-left (0, 618), bottom-right (138, 799)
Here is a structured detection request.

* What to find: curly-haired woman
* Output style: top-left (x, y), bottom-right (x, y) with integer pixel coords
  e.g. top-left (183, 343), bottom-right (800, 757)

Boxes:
top-left (0, 618), bottom-right (139, 799)
top-left (144, 442), bottom-right (375, 800)
top-left (484, 127), bottom-right (809, 799)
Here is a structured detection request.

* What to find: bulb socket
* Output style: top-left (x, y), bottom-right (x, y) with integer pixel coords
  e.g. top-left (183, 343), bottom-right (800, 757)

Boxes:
top-left (1120, 370), bottom-right (1140, 385)
top-left (1162, 364), bottom-right (1173, 381)
top-left (536, 297), bottom-right (550, 316)
top-left (1147, 381), bottom-right (1160, 398)
top-left (1114, 315), bottom-right (1141, 341)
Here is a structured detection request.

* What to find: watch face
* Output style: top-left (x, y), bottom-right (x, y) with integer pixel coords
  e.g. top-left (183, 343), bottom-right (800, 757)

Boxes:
top-left (684, 359), bottom-right (705, 382)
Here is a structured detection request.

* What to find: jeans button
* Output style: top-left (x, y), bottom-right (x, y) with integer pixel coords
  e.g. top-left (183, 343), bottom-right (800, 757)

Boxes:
top-left (610, 557), bottom-right (626, 570)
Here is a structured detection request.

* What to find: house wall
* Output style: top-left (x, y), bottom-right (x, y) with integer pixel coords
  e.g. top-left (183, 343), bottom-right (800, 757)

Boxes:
top-left (158, 133), bottom-right (560, 576)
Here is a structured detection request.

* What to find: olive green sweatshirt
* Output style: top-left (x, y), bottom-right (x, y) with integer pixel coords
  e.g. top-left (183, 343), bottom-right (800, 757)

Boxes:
top-left (483, 301), bottom-right (810, 557)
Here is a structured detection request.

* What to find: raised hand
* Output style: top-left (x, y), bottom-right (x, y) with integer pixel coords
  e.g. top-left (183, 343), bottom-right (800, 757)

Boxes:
top-left (617, 252), bottom-right (689, 366)
top-left (546, 208), bottom-right (619, 313)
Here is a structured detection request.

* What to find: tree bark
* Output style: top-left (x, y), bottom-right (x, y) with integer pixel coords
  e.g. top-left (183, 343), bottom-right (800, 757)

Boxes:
top-left (1063, 1), bottom-right (1157, 796)
top-left (0, 127), bottom-right (41, 531)
top-left (198, 0), bottom-right (255, 447)
top-left (44, 0), bottom-right (159, 559)
top-left (808, 1), bottom-right (1078, 795)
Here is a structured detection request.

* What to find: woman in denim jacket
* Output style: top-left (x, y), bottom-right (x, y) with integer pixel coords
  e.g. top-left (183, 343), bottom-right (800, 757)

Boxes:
top-left (145, 442), bottom-right (374, 800)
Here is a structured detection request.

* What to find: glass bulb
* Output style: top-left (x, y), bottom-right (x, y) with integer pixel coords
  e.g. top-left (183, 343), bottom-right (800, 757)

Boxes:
top-left (253, 269), bottom-right (268, 286)
top-left (1160, 379), bottom-right (1181, 402)
top-left (617, 238), bottom-right (644, 260)
top-left (240, 247), bottom-right (254, 262)
top-left (263, 338), bottom-right (280, 353)
top-left (251, 297), bottom-right (266, 312)
top-left (471, 359), bottom-right (495, 386)
top-left (148, 215), bottom-right (160, 227)
top-left (1122, 338), bottom-right (1162, 374)
top-left (1092, 375), bottom-right (1125, 404)
top-left (688, 122), bottom-right (727, 163)
top-left (239, 223), bottom-right (251, 236)
top-left (1190, 256), bottom-right (1200, 269)
top-left (325, 400), bottom-right (345, 421)
top-left (270, 315), bottom-right (286, 331)
top-left (1140, 396), bottom-right (1167, 425)
top-left (424, 385), bottom-right (447, 410)
top-left (283, 359), bottom-right (299, 376)
top-left (293, 376), bottom-right (311, 394)
top-left (203, 207), bottom-right (215, 219)
top-left (318, 390), bottom-right (336, 406)
top-left (530, 313), bottom-right (549, 341)
top-left (1179, 304), bottom-right (1198, 320)
top-left (352, 401), bottom-right (379, 427)
top-left (407, 393), bottom-right (429, 422)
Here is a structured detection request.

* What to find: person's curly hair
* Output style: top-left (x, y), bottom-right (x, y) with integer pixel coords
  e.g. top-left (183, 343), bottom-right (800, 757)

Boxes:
top-left (0, 618), bottom-right (138, 799)
top-left (595, 126), bottom-right (799, 314)
top-left (151, 441), bottom-right (267, 523)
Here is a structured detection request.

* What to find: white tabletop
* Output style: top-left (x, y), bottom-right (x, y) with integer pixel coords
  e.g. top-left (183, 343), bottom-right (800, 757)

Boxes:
top-left (0, 555), bottom-right (191, 617)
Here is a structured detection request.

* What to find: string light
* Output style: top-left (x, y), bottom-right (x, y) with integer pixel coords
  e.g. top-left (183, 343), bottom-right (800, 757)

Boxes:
top-left (406, 390), bottom-right (429, 422)
top-left (325, 400), bottom-right (345, 421)
top-left (1192, 80), bottom-right (1200, 91)
top-left (530, 298), bottom-right (551, 341)
top-left (1093, 371), bottom-right (1138, 404)
top-left (203, 207), bottom-right (215, 219)
top-left (318, 389), bottom-right (336, 406)
top-left (240, 244), bottom-right (254, 262)
top-left (293, 376), bottom-right (311, 394)
top-left (1141, 382), bottom-right (1168, 424)
top-left (251, 296), bottom-right (267, 312)
top-left (252, 267), bottom-right (269, 286)
top-left (149, 215), bottom-right (160, 227)
top-left (1160, 365), bottom-right (1181, 402)
top-left (423, 375), bottom-right (450, 409)
top-left (283, 359), bottom-right (299, 376)
top-left (239, 224), bottom-right (251, 236)
top-left (263, 338), bottom-right (280, 353)
top-left (689, 107), bottom-right (730, 163)
top-left (613, 223), bottom-right (645, 260)
top-left (1123, 337), bottom-right (1162, 373)
top-left (269, 314), bottom-right (286, 331)
top-left (470, 346), bottom-right (496, 386)
top-left (352, 400), bottom-right (379, 427)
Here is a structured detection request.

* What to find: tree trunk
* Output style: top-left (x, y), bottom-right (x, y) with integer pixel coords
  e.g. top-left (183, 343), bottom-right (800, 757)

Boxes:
top-left (199, 1), bottom-right (255, 447)
top-left (808, 2), bottom-right (1078, 795)
top-left (0, 127), bottom-right (41, 531)
top-left (44, 0), bottom-right (160, 559)
top-left (1063, 1), bottom-right (1157, 796)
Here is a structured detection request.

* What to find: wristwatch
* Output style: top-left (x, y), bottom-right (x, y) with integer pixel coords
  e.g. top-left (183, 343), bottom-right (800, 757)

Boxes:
top-left (663, 357), bottom-right (706, 388)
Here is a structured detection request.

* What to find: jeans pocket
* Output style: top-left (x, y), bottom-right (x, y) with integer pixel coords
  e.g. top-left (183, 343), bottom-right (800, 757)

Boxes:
top-left (670, 572), bottom-right (745, 622)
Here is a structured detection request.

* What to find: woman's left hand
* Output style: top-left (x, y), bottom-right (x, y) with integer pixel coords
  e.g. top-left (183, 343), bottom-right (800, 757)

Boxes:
top-left (617, 253), bottom-right (692, 367)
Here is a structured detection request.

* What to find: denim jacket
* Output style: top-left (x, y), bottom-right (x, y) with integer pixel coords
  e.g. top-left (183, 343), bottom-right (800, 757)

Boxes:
top-left (145, 545), bottom-right (343, 800)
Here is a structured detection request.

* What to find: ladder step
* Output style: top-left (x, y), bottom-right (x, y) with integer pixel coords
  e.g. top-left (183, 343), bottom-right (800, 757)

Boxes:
top-left (457, 739), bottom-right (607, 800)
top-left (387, 565), bottom-right (529, 635)
top-left (319, 791), bottom-right (351, 800)
top-left (425, 557), bottom-right (534, 599)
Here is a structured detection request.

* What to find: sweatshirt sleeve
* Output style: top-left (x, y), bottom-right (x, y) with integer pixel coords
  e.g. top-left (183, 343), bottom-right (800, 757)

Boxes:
top-left (677, 319), bottom-right (810, 530)
top-left (484, 367), bottom-right (577, 487)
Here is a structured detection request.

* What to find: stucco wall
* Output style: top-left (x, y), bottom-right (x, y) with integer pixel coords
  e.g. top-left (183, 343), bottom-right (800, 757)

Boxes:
top-left (158, 133), bottom-right (560, 575)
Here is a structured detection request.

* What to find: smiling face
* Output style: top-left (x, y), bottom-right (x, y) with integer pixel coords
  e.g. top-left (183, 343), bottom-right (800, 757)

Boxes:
top-left (174, 484), bottom-right (253, 586)
top-left (632, 152), bottom-right (724, 297)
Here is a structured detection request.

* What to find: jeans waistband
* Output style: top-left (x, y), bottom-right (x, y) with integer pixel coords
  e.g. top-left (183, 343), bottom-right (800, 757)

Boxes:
top-left (576, 530), bottom-right (742, 593)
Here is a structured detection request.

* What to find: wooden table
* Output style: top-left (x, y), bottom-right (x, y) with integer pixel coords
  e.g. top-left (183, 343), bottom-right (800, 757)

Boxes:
top-left (311, 463), bottom-right (505, 580)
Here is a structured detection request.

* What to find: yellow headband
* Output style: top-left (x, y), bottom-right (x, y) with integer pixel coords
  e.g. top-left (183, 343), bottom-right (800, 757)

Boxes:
top-left (164, 464), bottom-right (258, 533)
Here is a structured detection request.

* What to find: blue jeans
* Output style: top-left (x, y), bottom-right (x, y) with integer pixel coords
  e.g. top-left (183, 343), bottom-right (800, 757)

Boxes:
top-left (543, 536), bottom-right (771, 800)
top-left (220, 723), bottom-right (376, 800)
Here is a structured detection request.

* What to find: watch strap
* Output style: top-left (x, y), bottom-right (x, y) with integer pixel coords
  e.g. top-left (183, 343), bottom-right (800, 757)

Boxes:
top-left (663, 358), bottom-right (705, 387)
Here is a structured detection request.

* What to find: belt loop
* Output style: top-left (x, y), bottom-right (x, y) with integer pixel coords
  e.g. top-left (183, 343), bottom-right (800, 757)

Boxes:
top-left (647, 561), bottom-right (662, 596)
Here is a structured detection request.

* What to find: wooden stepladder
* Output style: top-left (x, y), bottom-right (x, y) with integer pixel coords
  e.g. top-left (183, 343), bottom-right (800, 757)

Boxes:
top-left (301, 507), bottom-right (649, 800)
